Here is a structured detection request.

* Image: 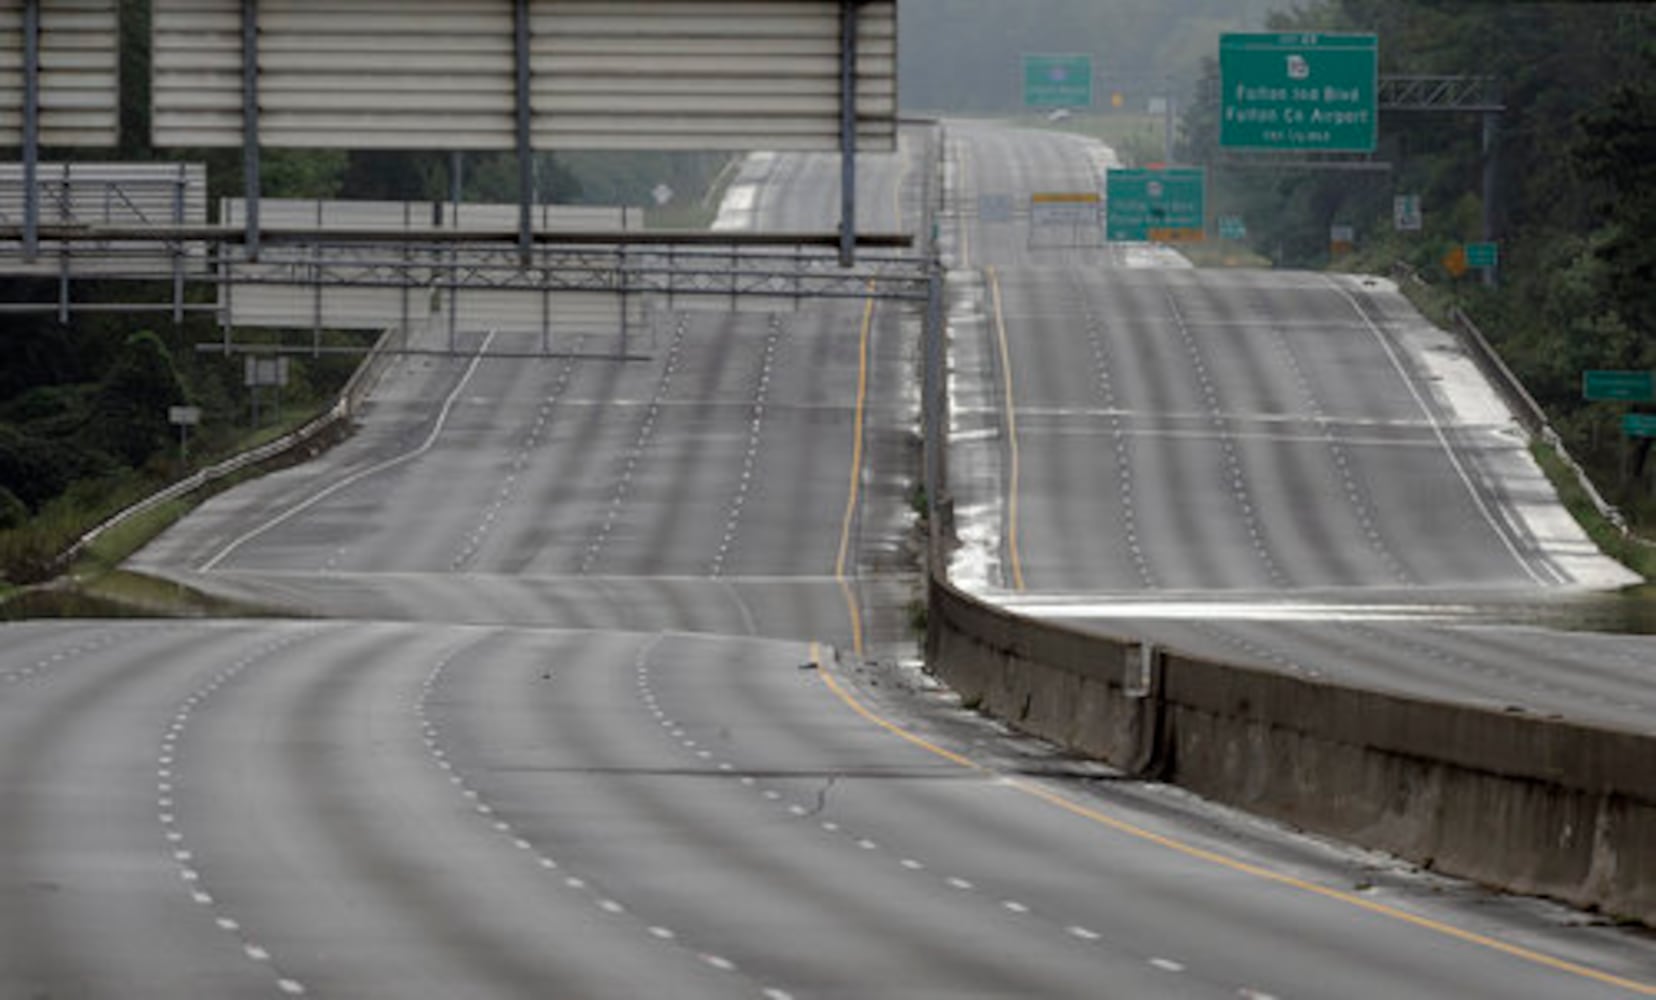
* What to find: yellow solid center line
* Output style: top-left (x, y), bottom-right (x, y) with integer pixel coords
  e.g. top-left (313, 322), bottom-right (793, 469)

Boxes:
top-left (832, 159), bottom-right (904, 660)
top-left (834, 286), bottom-right (876, 660)
top-left (986, 265), bottom-right (1025, 591)
top-left (810, 654), bottom-right (1656, 996)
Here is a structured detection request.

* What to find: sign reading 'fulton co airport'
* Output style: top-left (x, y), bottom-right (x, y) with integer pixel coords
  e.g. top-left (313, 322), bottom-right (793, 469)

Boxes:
top-left (1220, 33), bottom-right (1378, 152)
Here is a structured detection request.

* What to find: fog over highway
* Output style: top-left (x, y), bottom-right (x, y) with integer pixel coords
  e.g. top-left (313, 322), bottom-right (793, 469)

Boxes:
top-left (3, 123), bottom-right (1654, 997)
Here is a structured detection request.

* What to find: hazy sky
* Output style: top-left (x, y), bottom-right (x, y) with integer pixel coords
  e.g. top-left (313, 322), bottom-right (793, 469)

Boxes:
top-left (899, 0), bottom-right (1281, 111)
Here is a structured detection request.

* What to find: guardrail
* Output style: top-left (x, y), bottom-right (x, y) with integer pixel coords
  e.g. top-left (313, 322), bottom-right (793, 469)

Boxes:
top-left (920, 260), bottom-right (1655, 926)
top-left (1389, 261), bottom-right (1629, 537)
top-left (926, 571), bottom-right (1656, 925)
top-left (54, 323), bottom-right (405, 571)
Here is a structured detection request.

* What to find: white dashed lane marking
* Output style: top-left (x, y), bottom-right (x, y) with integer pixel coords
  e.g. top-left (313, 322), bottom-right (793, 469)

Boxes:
top-left (623, 640), bottom-right (1296, 998)
top-left (416, 636), bottom-right (799, 999)
top-left (583, 319), bottom-right (689, 574)
top-left (0, 631), bottom-right (127, 686)
top-left (1069, 285), bottom-right (1156, 589)
top-left (158, 631), bottom-right (312, 998)
top-left (710, 313), bottom-right (785, 576)
top-left (452, 347), bottom-right (583, 571)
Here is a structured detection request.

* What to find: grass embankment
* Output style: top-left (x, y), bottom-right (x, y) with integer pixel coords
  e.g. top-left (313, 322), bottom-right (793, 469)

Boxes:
top-left (0, 400), bottom-right (329, 620)
top-left (1531, 440), bottom-right (1656, 586)
top-left (1386, 266), bottom-right (1654, 586)
top-left (0, 571), bottom-right (276, 622)
top-left (1362, 266), bottom-right (1656, 606)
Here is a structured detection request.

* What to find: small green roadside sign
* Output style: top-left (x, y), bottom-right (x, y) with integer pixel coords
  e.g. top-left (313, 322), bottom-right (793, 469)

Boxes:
top-left (1465, 242), bottom-right (1499, 268)
top-left (1622, 414), bottom-right (1656, 438)
top-left (1218, 215), bottom-right (1246, 240)
top-left (1105, 167), bottom-right (1205, 242)
top-left (1584, 370), bottom-right (1656, 402)
top-left (1220, 32), bottom-right (1378, 152)
top-left (1024, 54), bottom-right (1094, 109)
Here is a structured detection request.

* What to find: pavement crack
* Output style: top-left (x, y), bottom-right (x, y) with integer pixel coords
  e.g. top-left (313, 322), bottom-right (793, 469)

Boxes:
top-left (803, 774), bottom-right (840, 817)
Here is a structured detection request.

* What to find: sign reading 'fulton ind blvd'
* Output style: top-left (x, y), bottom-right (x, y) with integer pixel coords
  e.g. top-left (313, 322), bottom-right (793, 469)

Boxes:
top-left (1105, 168), bottom-right (1205, 243)
top-left (1220, 33), bottom-right (1378, 152)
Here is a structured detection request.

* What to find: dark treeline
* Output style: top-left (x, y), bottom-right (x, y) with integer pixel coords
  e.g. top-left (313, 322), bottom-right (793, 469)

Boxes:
top-left (1177, 1), bottom-right (1655, 525)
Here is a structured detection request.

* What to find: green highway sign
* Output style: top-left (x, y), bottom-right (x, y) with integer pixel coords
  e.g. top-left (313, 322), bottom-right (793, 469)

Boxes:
top-left (1220, 32), bottom-right (1378, 152)
top-left (1024, 54), bottom-right (1093, 108)
top-left (1622, 413), bottom-right (1656, 438)
top-left (1584, 370), bottom-right (1656, 402)
top-left (1105, 167), bottom-right (1205, 242)
top-left (1465, 241), bottom-right (1499, 268)
top-left (1218, 214), bottom-right (1246, 240)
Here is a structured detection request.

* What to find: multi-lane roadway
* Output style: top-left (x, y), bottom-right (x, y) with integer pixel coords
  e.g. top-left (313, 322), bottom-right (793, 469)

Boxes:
top-left (942, 120), bottom-right (1655, 734)
top-left (2, 122), bottom-right (1654, 997)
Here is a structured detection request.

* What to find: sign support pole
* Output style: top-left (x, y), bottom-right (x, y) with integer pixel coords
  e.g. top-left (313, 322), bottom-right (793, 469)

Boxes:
top-left (1481, 106), bottom-right (1499, 288)
top-left (173, 164), bottom-right (187, 325)
top-left (838, 0), bottom-right (859, 268)
top-left (1162, 78), bottom-right (1175, 166)
top-left (22, 0), bottom-right (39, 261)
top-left (241, 0), bottom-right (261, 261)
top-left (923, 263), bottom-right (942, 527)
top-left (514, 0), bottom-right (533, 267)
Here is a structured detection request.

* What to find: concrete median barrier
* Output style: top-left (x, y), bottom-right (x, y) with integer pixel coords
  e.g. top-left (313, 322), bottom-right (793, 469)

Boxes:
top-left (926, 574), bottom-right (1656, 925)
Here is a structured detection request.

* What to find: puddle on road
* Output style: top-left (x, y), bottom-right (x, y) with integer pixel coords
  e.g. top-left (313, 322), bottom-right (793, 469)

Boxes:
top-left (1519, 586), bottom-right (1656, 635)
top-left (997, 585), bottom-right (1656, 636)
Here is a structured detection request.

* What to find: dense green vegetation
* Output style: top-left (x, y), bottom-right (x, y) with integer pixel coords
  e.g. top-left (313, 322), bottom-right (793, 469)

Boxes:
top-left (1174, 2), bottom-right (1656, 531)
top-left (0, 306), bottom-right (359, 585)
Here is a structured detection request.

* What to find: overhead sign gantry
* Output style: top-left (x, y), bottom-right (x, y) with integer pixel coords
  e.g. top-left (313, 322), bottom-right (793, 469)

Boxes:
top-left (1, 0), bottom-right (120, 256)
top-left (150, 0), bottom-right (898, 264)
top-left (1219, 32), bottom-right (1378, 153)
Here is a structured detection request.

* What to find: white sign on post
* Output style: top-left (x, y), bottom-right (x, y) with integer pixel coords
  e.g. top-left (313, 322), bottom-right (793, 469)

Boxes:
top-left (244, 357), bottom-right (290, 388)
top-left (1394, 194), bottom-right (1423, 231)
top-left (1029, 192), bottom-right (1101, 227)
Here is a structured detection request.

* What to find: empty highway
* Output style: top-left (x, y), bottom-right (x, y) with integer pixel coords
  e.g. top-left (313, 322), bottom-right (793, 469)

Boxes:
top-left (942, 120), bottom-right (1656, 734)
top-left (3, 123), bottom-right (1654, 997)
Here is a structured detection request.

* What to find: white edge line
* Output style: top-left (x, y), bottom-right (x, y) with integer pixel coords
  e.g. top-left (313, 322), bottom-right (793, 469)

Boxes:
top-left (200, 331), bottom-right (498, 571)
top-left (1327, 278), bottom-right (1550, 586)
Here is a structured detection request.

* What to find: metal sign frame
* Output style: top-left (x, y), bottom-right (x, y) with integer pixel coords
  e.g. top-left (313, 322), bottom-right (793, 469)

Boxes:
top-left (1026, 192), bottom-right (1101, 249)
top-left (151, 0), bottom-right (895, 266)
